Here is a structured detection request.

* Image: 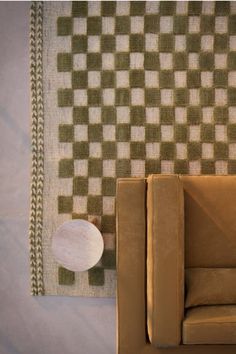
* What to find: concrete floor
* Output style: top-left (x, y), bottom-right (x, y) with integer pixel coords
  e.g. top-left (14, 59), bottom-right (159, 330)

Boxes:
top-left (0, 2), bottom-right (116, 354)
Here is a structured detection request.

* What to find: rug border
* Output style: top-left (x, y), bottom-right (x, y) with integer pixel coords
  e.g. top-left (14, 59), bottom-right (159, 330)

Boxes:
top-left (29, 1), bottom-right (44, 296)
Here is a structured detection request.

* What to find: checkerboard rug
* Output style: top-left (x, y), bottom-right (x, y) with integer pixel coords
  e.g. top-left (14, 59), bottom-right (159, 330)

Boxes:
top-left (30, 1), bottom-right (236, 296)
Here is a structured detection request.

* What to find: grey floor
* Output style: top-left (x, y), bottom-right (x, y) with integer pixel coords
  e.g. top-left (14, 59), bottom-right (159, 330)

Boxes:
top-left (0, 2), bottom-right (116, 354)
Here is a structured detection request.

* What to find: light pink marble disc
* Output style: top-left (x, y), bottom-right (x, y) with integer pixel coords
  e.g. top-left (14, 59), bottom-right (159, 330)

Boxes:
top-left (52, 220), bottom-right (104, 272)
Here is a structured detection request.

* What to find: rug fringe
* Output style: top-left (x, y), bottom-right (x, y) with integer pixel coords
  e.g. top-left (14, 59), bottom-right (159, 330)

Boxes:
top-left (29, 1), bottom-right (44, 296)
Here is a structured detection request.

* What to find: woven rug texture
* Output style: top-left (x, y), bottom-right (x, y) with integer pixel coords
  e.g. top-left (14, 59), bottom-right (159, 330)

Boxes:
top-left (30, 1), bottom-right (236, 296)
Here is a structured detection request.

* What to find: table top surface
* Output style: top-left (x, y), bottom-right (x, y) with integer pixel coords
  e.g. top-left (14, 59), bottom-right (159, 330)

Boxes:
top-left (52, 220), bottom-right (104, 272)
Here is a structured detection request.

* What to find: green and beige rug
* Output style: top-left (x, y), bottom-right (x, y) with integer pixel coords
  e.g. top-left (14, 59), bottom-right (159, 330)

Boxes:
top-left (30, 1), bottom-right (236, 296)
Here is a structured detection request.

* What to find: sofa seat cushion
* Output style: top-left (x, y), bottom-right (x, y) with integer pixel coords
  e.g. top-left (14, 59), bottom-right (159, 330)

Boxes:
top-left (183, 305), bottom-right (236, 344)
top-left (185, 268), bottom-right (236, 308)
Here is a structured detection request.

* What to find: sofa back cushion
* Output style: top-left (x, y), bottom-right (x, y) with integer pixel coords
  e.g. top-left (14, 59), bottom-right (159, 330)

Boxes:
top-left (179, 176), bottom-right (236, 268)
top-left (185, 268), bottom-right (236, 308)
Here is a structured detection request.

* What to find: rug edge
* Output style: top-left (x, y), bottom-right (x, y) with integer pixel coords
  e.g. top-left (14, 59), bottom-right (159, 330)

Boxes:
top-left (29, 1), bottom-right (45, 296)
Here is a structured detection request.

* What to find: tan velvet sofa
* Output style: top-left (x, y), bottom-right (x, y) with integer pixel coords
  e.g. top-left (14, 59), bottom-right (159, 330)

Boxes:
top-left (116, 175), bottom-right (236, 354)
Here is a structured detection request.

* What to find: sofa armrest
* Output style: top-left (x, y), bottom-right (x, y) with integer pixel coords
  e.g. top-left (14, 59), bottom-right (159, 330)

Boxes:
top-left (116, 178), bottom-right (147, 354)
top-left (147, 175), bottom-right (184, 347)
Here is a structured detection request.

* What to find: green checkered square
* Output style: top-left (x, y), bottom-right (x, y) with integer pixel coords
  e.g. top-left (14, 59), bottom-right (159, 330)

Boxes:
top-left (145, 89), bottom-right (160, 106)
top-left (88, 124), bottom-right (103, 141)
top-left (201, 160), bottom-right (215, 174)
top-left (101, 35), bottom-right (116, 52)
top-left (116, 124), bottom-right (130, 141)
top-left (215, 2), bottom-right (230, 15)
top-left (88, 159), bottom-right (103, 177)
top-left (187, 107), bottom-right (201, 124)
top-left (130, 1), bottom-right (146, 16)
top-left (58, 267), bottom-right (75, 285)
top-left (159, 2), bottom-right (176, 15)
top-left (145, 160), bottom-right (161, 175)
top-left (160, 142), bottom-right (175, 160)
top-left (58, 196), bottom-right (73, 214)
top-left (88, 267), bottom-right (104, 286)
top-left (188, 142), bottom-right (201, 160)
top-left (59, 159), bottom-right (74, 178)
top-left (116, 89), bottom-right (130, 106)
top-left (214, 70), bottom-right (228, 87)
top-left (57, 53), bottom-right (72, 72)
top-left (229, 15), bottom-right (236, 34)
top-left (215, 142), bottom-right (228, 159)
top-left (145, 15), bottom-right (159, 33)
top-left (187, 71), bottom-right (201, 88)
top-left (72, 2), bottom-right (87, 17)
top-left (174, 160), bottom-right (188, 174)
top-left (146, 124), bottom-right (160, 142)
top-left (115, 53), bottom-right (130, 70)
top-left (174, 16), bottom-right (188, 34)
top-left (214, 107), bottom-right (228, 124)
top-left (87, 17), bottom-right (102, 35)
top-left (102, 142), bottom-right (117, 159)
top-left (73, 142), bottom-right (89, 159)
top-left (73, 107), bottom-right (88, 124)
top-left (57, 17), bottom-right (72, 36)
top-left (59, 124), bottom-right (74, 142)
top-left (130, 34), bottom-right (145, 52)
top-left (200, 53), bottom-right (214, 70)
top-left (130, 142), bottom-right (146, 159)
top-left (101, 215), bottom-right (116, 233)
top-left (187, 34), bottom-right (200, 52)
top-left (58, 89), bottom-right (73, 107)
top-left (88, 196), bottom-right (102, 215)
top-left (188, 1), bottom-right (202, 15)
top-left (131, 106), bottom-right (145, 125)
top-left (101, 2), bottom-right (116, 16)
top-left (201, 124), bottom-right (215, 142)
top-left (200, 88), bottom-right (215, 106)
top-left (201, 16), bottom-right (215, 34)
top-left (102, 250), bottom-right (116, 269)
top-left (159, 34), bottom-right (174, 52)
top-left (130, 70), bottom-right (145, 88)
top-left (159, 71), bottom-right (174, 89)
top-left (102, 107), bottom-right (116, 124)
top-left (175, 125), bottom-right (188, 142)
top-left (228, 124), bottom-right (236, 142)
top-left (101, 71), bottom-right (115, 88)
top-left (72, 35), bottom-right (87, 53)
top-left (214, 34), bottom-right (228, 52)
top-left (174, 52), bottom-right (187, 70)
top-left (116, 159), bottom-right (131, 177)
top-left (72, 71), bottom-right (88, 89)
top-left (116, 16), bottom-right (130, 34)
top-left (102, 177), bottom-right (116, 196)
top-left (160, 107), bottom-right (174, 124)
top-left (175, 89), bottom-right (189, 106)
top-left (73, 177), bottom-right (88, 195)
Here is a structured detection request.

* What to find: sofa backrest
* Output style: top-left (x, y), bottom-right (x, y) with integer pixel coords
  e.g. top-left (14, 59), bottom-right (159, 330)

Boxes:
top-left (179, 176), bottom-right (236, 268)
top-left (180, 176), bottom-right (236, 309)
